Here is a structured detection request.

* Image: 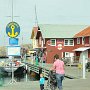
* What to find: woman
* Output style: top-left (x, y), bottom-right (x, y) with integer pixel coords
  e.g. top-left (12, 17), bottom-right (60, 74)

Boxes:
top-left (51, 54), bottom-right (65, 90)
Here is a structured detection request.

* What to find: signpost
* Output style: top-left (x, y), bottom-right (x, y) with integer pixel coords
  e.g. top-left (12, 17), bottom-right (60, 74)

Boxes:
top-left (8, 56), bottom-right (16, 83)
top-left (7, 46), bottom-right (21, 56)
top-left (6, 22), bottom-right (20, 84)
top-left (82, 52), bottom-right (86, 79)
top-left (9, 38), bottom-right (18, 45)
top-left (7, 46), bottom-right (21, 84)
top-left (6, 22), bottom-right (20, 38)
top-left (5, 0), bottom-right (21, 84)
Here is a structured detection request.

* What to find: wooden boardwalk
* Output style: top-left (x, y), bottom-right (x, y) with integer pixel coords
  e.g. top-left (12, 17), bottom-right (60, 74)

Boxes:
top-left (1, 76), bottom-right (90, 90)
top-left (0, 62), bottom-right (90, 90)
top-left (26, 63), bottom-right (50, 78)
top-left (26, 62), bottom-right (77, 79)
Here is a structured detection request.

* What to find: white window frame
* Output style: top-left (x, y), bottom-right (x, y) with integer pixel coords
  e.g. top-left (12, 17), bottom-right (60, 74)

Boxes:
top-left (65, 52), bottom-right (70, 57)
top-left (77, 37), bottom-right (80, 44)
top-left (50, 39), bottom-right (56, 46)
top-left (43, 38), bottom-right (45, 44)
top-left (64, 39), bottom-right (74, 46)
top-left (82, 37), bottom-right (85, 45)
top-left (41, 40), bottom-right (43, 47)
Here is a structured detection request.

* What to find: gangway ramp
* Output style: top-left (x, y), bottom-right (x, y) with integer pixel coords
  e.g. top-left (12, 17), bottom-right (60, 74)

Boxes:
top-left (25, 63), bottom-right (76, 79)
top-left (26, 63), bottom-right (50, 78)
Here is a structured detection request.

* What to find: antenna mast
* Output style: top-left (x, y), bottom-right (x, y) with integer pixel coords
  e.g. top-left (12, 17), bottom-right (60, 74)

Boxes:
top-left (12, 0), bottom-right (13, 22)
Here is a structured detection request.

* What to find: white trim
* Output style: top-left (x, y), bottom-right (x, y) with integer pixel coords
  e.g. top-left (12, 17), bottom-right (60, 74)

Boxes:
top-left (65, 52), bottom-right (70, 57)
top-left (41, 40), bottom-right (43, 47)
top-left (62, 52), bottom-right (63, 57)
top-left (82, 37), bottom-right (85, 45)
top-left (77, 37), bottom-right (80, 44)
top-left (43, 38), bottom-right (45, 44)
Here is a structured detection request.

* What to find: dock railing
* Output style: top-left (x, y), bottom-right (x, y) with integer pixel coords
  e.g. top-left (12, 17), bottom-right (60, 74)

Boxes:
top-left (61, 56), bottom-right (79, 66)
top-left (25, 62), bottom-right (50, 78)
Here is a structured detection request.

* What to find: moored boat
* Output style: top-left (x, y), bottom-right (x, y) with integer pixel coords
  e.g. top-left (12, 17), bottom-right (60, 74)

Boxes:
top-left (0, 59), bottom-right (25, 73)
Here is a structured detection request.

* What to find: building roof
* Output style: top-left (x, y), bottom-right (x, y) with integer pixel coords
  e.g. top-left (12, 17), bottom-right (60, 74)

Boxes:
top-left (74, 26), bottom-right (90, 38)
top-left (73, 47), bottom-right (90, 51)
top-left (39, 24), bottom-right (88, 38)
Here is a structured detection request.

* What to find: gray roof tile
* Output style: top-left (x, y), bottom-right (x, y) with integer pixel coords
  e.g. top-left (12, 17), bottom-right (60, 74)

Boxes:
top-left (39, 24), bottom-right (88, 38)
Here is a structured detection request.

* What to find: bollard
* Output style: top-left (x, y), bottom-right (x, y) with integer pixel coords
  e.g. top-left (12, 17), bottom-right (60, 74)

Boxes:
top-left (78, 63), bottom-right (82, 69)
top-left (78, 63), bottom-right (82, 77)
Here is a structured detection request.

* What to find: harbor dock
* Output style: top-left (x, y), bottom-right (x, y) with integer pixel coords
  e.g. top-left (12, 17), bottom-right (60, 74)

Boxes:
top-left (0, 78), bottom-right (90, 90)
top-left (0, 62), bottom-right (90, 90)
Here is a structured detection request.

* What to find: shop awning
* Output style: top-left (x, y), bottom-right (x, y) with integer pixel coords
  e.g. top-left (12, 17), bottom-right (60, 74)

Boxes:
top-left (29, 51), bottom-right (36, 53)
top-left (32, 47), bottom-right (46, 51)
top-left (73, 47), bottom-right (90, 51)
top-left (35, 47), bottom-right (47, 49)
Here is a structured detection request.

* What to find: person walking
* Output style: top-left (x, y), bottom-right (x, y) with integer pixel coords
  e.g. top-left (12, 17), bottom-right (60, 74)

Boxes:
top-left (39, 73), bottom-right (45, 90)
top-left (35, 55), bottom-right (39, 66)
top-left (51, 54), bottom-right (65, 90)
top-left (42, 52), bottom-right (46, 67)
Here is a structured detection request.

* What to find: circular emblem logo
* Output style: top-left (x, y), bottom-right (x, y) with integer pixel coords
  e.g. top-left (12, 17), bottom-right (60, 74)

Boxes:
top-left (6, 22), bottom-right (20, 38)
top-left (57, 44), bottom-right (62, 50)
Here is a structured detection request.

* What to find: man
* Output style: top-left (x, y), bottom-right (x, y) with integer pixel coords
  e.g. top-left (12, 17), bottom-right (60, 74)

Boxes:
top-left (51, 54), bottom-right (65, 90)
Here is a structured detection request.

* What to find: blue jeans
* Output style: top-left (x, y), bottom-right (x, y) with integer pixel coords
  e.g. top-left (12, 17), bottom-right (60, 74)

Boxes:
top-left (56, 73), bottom-right (65, 90)
top-left (40, 84), bottom-right (44, 90)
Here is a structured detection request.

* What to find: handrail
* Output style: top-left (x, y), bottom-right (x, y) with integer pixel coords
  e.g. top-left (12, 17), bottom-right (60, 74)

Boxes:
top-left (25, 63), bottom-right (50, 78)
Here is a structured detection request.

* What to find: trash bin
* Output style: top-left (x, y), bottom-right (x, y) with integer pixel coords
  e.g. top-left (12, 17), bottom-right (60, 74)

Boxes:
top-left (0, 74), bottom-right (4, 86)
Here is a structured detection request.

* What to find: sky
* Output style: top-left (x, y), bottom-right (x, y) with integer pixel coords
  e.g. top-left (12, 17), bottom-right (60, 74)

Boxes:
top-left (0, 0), bottom-right (90, 46)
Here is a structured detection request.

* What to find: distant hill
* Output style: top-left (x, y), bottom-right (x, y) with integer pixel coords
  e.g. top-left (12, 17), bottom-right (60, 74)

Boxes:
top-left (21, 44), bottom-right (32, 50)
top-left (0, 46), bottom-right (7, 57)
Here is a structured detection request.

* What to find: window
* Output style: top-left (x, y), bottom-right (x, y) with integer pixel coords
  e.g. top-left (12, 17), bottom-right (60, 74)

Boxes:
top-left (69, 40), bottom-right (73, 45)
top-left (63, 52), bottom-right (70, 57)
top-left (50, 39), bottom-right (56, 46)
top-left (77, 38), bottom-right (80, 44)
top-left (65, 40), bottom-right (68, 45)
top-left (64, 39), bottom-right (74, 46)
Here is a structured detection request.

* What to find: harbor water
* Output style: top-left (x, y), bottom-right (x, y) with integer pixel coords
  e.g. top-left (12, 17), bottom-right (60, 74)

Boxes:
top-left (0, 58), bottom-right (39, 85)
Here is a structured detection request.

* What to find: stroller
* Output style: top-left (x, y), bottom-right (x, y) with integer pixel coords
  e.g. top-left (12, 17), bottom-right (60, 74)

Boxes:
top-left (45, 70), bottom-right (57, 90)
top-left (86, 61), bottom-right (90, 72)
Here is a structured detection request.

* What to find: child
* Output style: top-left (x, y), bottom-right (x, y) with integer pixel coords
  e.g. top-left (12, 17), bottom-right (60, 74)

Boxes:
top-left (39, 73), bottom-right (45, 90)
top-left (35, 55), bottom-right (39, 66)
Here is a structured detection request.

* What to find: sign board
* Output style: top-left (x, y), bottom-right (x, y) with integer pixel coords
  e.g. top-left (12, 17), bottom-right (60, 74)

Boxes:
top-left (6, 22), bottom-right (20, 38)
top-left (7, 46), bottom-right (21, 56)
top-left (9, 38), bottom-right (18, 45)
top-left (57, 44), bottom-right (62, 50)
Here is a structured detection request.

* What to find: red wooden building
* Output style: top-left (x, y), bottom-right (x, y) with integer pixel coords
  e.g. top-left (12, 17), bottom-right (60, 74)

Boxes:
top-left (31, 24), bottom-right (89, 63)
top-left (74, 26), bottom-right (90, 63)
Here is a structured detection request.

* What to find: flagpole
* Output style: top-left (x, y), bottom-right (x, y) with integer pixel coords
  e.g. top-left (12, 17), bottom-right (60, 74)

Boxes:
top-left (12, 0), bottom-right (13, 22)
top-left (11, 0), bottom-right (14, 83)
top-left (9, 0), bottom-right (16, 84)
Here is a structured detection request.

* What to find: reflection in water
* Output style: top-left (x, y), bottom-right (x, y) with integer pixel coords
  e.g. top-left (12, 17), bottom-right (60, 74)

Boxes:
top-left (1, 71), bottom-right (38, 85)
top-left (0, 58), bottom-right (39, 85)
